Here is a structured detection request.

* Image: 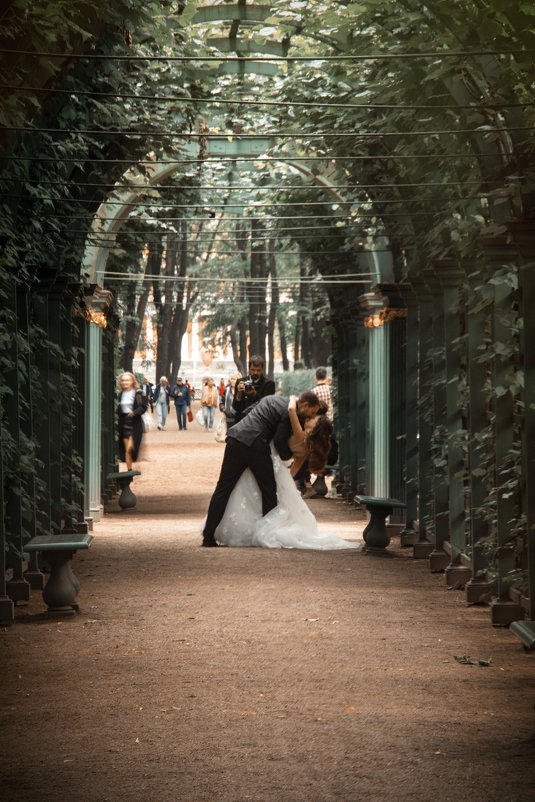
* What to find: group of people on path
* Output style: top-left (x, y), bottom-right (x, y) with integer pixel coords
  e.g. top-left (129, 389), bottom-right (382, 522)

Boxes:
top-left (146, 376), bottom-right (194, 431)
top-left (116, 357), bottom-right (351, 551)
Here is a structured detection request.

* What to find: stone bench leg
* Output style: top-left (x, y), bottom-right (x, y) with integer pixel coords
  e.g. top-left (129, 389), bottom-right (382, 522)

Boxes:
top-left (363, 505), bottom-right (393, 552)
top-left (42, 550), bottom-right (81, 613)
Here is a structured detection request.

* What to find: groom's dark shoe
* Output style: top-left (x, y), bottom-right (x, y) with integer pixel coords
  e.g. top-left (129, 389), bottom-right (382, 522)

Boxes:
top-left (202, 534), bottom-right (219, 547)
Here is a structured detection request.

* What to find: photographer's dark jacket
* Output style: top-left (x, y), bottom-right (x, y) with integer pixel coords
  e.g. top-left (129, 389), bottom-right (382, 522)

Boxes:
top-left (227, 394), bottom-right (293, 461)
top-left (232, 373), bottom-right (275, 422)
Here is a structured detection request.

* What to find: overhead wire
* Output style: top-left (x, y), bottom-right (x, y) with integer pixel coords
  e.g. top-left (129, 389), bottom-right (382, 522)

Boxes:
top-left (99, 271), bottom-right (375, 284)
top-left (2, 195), bottom-right (489, 207)
top-left (67, 224), bottom-right (383, 237)
top-left (4, 125), bottom-right (531, 137)
top-left (0, 153), bottom-right (514, 163)
top-left (50, 212), bottom-right (473, 221)
top-left (3, 84), bottom-right (532, 110)
top-left (1, 48), bottom-right (533, 60)
top-left (29, 178), bottom-right (500, 191)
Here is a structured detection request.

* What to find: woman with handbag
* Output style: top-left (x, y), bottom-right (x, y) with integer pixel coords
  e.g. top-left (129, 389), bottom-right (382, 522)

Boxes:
top-left (152, 376), bottom-right (171, 430)
top-left (201, 377), bottom-right (219, 431)
top-left (220, 372), bottom-right (242, 431)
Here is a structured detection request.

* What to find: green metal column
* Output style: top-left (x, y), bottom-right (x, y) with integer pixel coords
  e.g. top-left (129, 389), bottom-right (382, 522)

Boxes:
top-left (83, 287), bottom-right (114, 521)
top-left (359, 290), bottom-right (389, 497)
top-left (84, 317), bottom-right (104, 522)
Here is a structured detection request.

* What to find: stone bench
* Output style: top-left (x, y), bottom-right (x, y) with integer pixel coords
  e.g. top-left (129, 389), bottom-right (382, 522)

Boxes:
top-left (354, 495), bottom-right (407, 553)
top-left (24, 533), bottom-right (93, 613)
top-left (107, 469), bottom-right (141, 509)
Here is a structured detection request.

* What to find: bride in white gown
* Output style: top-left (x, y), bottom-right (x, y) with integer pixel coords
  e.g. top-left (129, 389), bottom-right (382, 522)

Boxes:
top-left (211, 397), bottom-right (359, 550)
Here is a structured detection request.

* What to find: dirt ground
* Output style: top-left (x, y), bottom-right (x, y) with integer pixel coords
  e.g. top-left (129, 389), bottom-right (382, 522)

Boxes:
top-left (2, 403), bottom-right (535, 802)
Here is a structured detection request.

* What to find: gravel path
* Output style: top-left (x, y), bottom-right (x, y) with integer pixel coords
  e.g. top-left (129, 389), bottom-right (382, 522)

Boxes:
top-left (2, 407), bottom-right (535, 801)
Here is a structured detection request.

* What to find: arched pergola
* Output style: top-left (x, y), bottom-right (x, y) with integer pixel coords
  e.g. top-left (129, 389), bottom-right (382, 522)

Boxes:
top-left (1, 0), bottom-right (534, 644)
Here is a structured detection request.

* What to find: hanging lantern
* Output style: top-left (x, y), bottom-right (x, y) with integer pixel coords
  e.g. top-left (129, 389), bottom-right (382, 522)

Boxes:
top-left (200, 346), bottom-right (213, 367)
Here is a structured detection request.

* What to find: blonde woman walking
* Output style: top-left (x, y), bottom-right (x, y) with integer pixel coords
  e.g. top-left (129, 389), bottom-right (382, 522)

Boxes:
top-left (201, 377), bottom-right (219, 431)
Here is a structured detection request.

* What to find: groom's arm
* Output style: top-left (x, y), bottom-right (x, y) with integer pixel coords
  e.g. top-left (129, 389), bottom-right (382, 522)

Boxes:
top-left (273, 415), bottom-right (293, 461)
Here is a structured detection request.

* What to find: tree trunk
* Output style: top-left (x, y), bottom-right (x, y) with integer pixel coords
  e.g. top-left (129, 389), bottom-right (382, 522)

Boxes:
top-left (278, 310), bottom-right (290, 372)
top-left (232, 220), bottom-right (250, 372)
top-left (249, 218), bottom-right (267, 362)
top-left (266, 240), bottom-right (277, 379)
top-left (229, 324), bottom-right (245, 376)
top-left (169, 223), bottom-right (197, 381)
top-left (121, 251), bottom-right (153, 372)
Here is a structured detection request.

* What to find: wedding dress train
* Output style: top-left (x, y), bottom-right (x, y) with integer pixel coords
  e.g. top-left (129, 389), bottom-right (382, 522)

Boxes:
top-left (212, 446), bottom-right (359, 550)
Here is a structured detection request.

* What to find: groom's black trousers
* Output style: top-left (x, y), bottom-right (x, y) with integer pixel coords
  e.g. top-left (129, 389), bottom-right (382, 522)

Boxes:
top-left (203, 435), bottom-right (277, 539)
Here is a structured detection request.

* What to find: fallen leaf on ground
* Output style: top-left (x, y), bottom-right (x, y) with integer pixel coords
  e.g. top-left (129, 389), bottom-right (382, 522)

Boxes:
top-left (454, 655), bottom-right (492, 666)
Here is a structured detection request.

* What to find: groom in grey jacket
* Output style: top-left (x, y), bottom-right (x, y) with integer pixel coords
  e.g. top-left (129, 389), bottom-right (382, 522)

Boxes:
top-left (202, 391), bottom-right (320, 547)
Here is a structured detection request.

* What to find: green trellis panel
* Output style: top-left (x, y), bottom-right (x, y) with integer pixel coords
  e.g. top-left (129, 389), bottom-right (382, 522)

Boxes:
top-left (425, 269), bottom-right (450, 571)
top-left (438, 261), bottom-right (466, 565)
top-left (60, 287), bottom-right (76, 530)
top-left (0, 405), bottom-right (14, 622)
top-left (465, 272), bottom-right (494, 603)
top-left (17, 284), bottom-right (43, 590)
top-left (47, 281), bottom-right (65, 533)
top-left (4, 277), bottom-right (30, 603)
top-left (32, 276), bottom-right (53, 536)
top-left (102, 313), bottom-right (119, 501)
top-left (412, 277), bottom-right (435, 554)
top-left (491, 279), bottom-right (520, 620)
top-left (334, 319), bottom-right (352, 490)
top-left (402, 290), bottom-right (419, 537)
top-left (510, 224), bottom-right (535, 620)
top-left (71, 308), bottom-right (86, 519)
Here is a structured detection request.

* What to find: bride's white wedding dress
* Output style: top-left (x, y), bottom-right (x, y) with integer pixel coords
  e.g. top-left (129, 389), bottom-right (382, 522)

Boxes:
top-left (211, 446), bottom-right (359, 550)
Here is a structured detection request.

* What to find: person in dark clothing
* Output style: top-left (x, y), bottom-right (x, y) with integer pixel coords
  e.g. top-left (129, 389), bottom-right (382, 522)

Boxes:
top-left (232, 354), bottom-right (275, 422)
top-left (142, 377), bottom-right (154, 412)
top-left (202, 391), bottom-right (321, 547)
top-left (171, 377), bottom-right (190, 430)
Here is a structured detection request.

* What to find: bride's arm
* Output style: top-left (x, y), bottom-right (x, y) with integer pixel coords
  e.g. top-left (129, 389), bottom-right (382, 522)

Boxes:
top-left (288, 396), bottom-right (307, 477)
top-left (288, 396), bottom-right (304, 441)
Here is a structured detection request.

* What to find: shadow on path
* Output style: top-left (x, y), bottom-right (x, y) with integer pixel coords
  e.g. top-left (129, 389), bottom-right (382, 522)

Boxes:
top-left (1, 420), bottom-right (535, 801)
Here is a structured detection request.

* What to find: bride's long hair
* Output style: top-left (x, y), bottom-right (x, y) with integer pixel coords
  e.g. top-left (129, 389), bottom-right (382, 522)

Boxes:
top-left (306, 415), bottom-right (334, 474)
